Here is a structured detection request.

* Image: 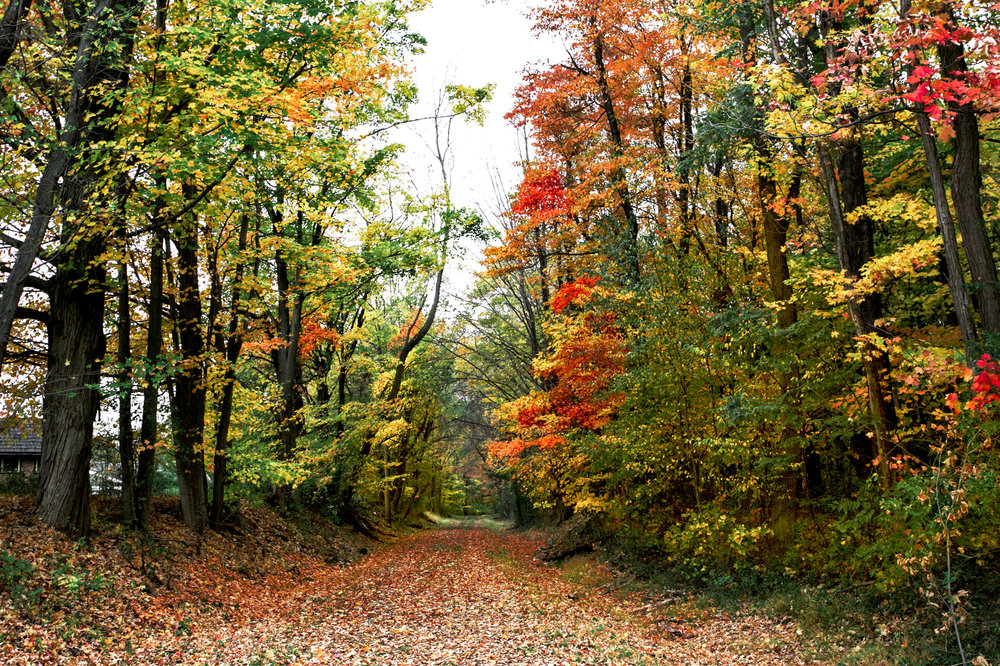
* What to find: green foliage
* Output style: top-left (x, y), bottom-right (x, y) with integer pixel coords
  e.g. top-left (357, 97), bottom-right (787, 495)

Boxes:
top-left (445, 84), bottom-right (495, 125)
top-left (0, 550), bottom-right (37, 610)
top-left (0, 472), bottom-right (39, 497)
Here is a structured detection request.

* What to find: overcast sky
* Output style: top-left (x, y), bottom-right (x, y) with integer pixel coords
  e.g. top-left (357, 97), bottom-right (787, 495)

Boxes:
top-left (391, 0), bottom-right (564, 295)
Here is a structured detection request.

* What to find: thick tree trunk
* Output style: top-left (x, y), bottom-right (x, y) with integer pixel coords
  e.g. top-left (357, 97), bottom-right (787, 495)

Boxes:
top-left (915, 110), bottom-right (977, 361)
top-left (36, 234), bottom-right (106, 536)
top-left (936, 7), bottom-right (1000, 334)
top-left (173, 206), bottom-right (208, 533)
top-left (33, 0), bottom-right (140, 536)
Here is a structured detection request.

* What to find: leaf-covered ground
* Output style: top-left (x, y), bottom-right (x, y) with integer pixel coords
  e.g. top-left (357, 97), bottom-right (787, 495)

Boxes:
top-left (198, 521), bottom-right (810, 665)
top-left (1, 503), bottom-right (819, 664)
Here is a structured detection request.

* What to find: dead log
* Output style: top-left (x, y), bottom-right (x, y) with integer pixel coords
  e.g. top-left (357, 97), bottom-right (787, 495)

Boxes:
top-left (534, 511), bottom-right (606, 562)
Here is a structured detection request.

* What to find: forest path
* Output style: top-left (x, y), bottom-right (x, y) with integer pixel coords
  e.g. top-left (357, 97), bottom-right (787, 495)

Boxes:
top-left (207, 520), bottom-right (812, 665)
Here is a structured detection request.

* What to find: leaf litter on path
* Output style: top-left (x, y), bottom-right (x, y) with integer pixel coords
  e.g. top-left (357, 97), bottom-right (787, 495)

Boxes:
top-left (0, 508), bottom-right (816, 665)
top-left (208, 524), bottom-right (812, 665)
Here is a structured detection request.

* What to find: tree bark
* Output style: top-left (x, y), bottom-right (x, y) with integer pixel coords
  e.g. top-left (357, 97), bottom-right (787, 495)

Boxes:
top-left (818, 144), bottom-right (897, 487)
top-left (136, 218), bottom-right (166, 531)
top-left (117, 254), bottom-right (136, 525)
top-left (210, 214), bottom-right (249, 527)
top-left (676, 47), bottom-right (695, 255)
top-left (172, 197), bottom-right (208, 533)
top-left (35, 235), bottom-right (106, 537)
top-left (33, 0), bottom-right (141, 537)
top-left (935, 5), bottom-right (1000, 334)
top-left (915, 110), bottom-right (977, 361)
top-left (0, 0), bottom-right (31, 69)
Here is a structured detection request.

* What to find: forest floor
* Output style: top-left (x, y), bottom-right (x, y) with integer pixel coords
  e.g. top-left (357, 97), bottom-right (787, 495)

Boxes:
top-left (0, 498), bottom-right (949, 664)
top-left (202, 518), bottom-right (813, 665)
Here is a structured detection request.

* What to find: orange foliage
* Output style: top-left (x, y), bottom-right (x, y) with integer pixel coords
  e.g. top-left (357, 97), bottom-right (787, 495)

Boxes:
top-left (491, 282), bottom-right (624, 461)
top-left (389, 310), bottom-right (425, 352)
top-left (298, 316), bottom-right (342, 359)
top-left (551, 276), bottom-right (599, 314)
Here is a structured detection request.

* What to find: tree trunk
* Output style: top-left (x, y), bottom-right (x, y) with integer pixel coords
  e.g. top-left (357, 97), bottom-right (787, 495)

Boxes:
top-left (0, 0), bottom-right (31, 69)
top-left (676, 46), bottom-right (695, 255)
top-left (590, 14), bottom-right (640, 281)
top-left (136, 222), bottom-right (165, 531)
top-left (818, 144), bottom-right (897, 487)
top-left (33, 0), bottom-right (141, 536)
top-left (172, 201), bottom-right (208, 533)
top-left (915, 110), bottom-right (977, 361)
top-left (35, 236), bottom-right (106, 537)
top-left (117, 255), bottom-right (136, 525)
top-left (936, 5), bottom-right (1000, 334)
top-left (210, 214), bottom-right (248, 527)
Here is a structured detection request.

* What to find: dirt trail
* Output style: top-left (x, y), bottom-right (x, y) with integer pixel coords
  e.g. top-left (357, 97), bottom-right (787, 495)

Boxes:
top-left (202, 521), bottom-right (809, 665)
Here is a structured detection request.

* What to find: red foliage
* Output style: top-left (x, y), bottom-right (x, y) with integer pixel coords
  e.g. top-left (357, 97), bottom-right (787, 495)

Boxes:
top-left (510, 170), bottom-right (571, 223)
top-left (551, 276), bottom-right (599, 314)
top-left (491, 302), bottom-right (624, 460)
top-left (484, 170), bottom-right (576, 276)
top-left (537, 318), bottom-right (625, 432)
top-left (967, 354), bottom-right (1000, 412)
top-left (298, 317), bottom-right (341, 359)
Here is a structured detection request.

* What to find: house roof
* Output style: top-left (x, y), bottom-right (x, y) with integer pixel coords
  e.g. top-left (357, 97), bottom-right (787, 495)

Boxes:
top-left (0, 424), bottom-right (42, 457)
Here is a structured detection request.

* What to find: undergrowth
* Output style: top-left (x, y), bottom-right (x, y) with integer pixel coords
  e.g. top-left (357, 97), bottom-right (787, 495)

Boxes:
top-left (594, 532), bottom-right (1000, 666)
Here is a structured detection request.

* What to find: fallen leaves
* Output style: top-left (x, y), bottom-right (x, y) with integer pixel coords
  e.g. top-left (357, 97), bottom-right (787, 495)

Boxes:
top-left (0, 502), bottom-right (816, 664)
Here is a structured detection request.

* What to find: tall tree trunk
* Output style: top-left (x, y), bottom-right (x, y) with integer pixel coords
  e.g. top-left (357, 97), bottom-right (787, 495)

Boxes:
top-left (935, 4), bottom-right (1000, 334)
top-left (741, 8), bottom-right (805, 505)
top-left (210, 214), bottom-right (249, 527)
top-left (894, 0), bottom-right (977, 361)
top-left (915, 110), bottom-right (978, 361)
top-left (131, 0), bottom-right (172, 533)
top-left (136, 224), bottom-right (165, 531)
top-left (34, 0), bottom-right (141, 536)
top-left (818, 144), bottom-right (897, 487)
top-left (117, 253), bottom-right (136, 525)
top-left (268, 212), bottom-right (306, 505)
top-left (172, 198), bottom-right (208, 533)
top-left (758, 156), bottom-right (798, 330)
top-left (590, 14), bottom-right (640, 281)
top-left (676, 44), bottom-right (695, 255)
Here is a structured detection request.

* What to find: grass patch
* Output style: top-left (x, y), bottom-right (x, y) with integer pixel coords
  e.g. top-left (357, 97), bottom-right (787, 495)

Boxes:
top-left (559, 553), bottom-right (613, 588)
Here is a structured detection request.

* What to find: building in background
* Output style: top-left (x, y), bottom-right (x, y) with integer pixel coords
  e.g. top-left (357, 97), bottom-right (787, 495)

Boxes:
top-left (0, 423), bottom-right (42, 476)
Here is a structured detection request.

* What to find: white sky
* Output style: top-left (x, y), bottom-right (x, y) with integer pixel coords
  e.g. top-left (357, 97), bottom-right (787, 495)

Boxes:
top-left (392, 0), bottom-right (564, 297)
